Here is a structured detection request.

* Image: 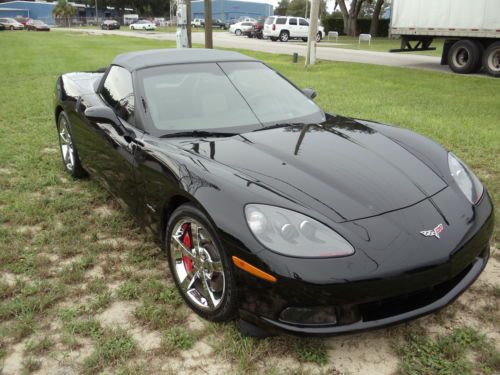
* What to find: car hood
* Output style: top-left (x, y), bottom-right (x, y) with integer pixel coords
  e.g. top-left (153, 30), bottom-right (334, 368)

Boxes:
top-left (174, 116), bottom-right (447, 222)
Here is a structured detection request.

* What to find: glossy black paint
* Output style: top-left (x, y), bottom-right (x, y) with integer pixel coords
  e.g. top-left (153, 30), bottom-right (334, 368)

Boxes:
top-left (54, 54), bottom-right (493, 336)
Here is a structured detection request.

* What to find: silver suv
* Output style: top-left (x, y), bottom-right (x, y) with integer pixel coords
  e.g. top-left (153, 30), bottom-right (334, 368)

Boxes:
top-left (263, 16), bottom-right (324, 42)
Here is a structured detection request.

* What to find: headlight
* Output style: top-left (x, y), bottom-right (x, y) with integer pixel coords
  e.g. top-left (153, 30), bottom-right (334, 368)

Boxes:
top-left (245, 204), bottom-right (355, 258)
top-left (448, 153), bottom-right (483, 204)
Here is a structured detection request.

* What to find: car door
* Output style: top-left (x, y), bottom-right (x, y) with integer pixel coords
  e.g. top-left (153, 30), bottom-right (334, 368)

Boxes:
top-left (299, 18), bottom-right (309, 38)
top-left (77, 66), bottom-right (141, 213)
top-left (288, 17), bottom-right (299, 37)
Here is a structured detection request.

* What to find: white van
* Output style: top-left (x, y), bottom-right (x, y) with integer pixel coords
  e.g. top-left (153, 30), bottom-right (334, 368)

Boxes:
top-left (263, 16), bottom-right (324, 42)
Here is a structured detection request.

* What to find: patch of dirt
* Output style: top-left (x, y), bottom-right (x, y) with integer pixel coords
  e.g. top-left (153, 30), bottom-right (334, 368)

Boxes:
top-left (92, 205), bottom-right (116, 218)
top-left (0, 168), bottom-right (12, 175)
top-left (1, 342), bottom-right (24, 375)
top-left (161, 340), bottom-right (233, 374)
top-left (186, 314), bottom-right (206, 332)
top-left (42, 148), bottom-right (58, 154)
top-left (130, 328), bottom-right (162, 351)
top-left (1, 272), bottom-right (19, 286)
top-left (15, 225), bottom-right (43, 236)
top-left (327, 332), bottom-right (399, 375)
top-left (97, 301), bottom-right (139, 329)
top-left (85, 265), bottom-right (104, 279)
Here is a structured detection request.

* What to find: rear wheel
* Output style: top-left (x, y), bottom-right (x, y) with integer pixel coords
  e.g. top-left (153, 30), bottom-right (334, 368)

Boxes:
top-left (279, 31), bottom-right (289, 42)
top-left (57, 111), bottom-right (86, 178)
top-left (302, 37), bottom-right (307, 42)
top-left (235, 29), bottom-right (242, 36)
top-left (448, 40), bottom-right (482, 74)
top-left (316, 32), bottom-right (322, 42)
top-left (483, 41), bottom-right (500, 77)
top-left (166, 204), bottom-right (237, 322)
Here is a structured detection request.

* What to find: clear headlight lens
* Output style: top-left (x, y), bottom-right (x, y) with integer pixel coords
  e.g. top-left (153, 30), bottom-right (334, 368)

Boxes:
top-left (244, 204), bottom-right (355, 258)
top-left (448, 153), bottom-right (483, 204)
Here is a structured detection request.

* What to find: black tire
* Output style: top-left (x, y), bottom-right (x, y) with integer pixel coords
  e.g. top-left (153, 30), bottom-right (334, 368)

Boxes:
top-left (165, 203), bottom-right (237, 322)
top-left (316, 32), bottom-right (322, 42)
top-left (279, 30), bottom-right (289, 42)
top-left (235, 29), bottom-right (242, 36)
top-left (57, 111), bottom-right (86, 178)
top-left (482, 41), bottom-right (500, 77)
top-left (302, 37), bottom-right (307, 42)
top-left (448, 40), bottom-right (482, 74)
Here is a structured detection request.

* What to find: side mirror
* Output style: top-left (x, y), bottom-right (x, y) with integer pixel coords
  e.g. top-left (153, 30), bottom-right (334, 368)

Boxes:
top-left (302, 88), bottom-right (317, 100)
top-left (84, 106), bottom-right (127, 136)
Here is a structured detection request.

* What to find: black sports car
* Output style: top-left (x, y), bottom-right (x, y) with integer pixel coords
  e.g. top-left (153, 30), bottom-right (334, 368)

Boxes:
top-left (54, 49), bottom-right (493, 336)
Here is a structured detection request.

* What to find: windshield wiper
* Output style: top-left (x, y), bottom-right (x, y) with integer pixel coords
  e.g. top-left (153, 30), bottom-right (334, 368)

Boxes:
top-left (160, 130), bottom-right (238, 139)
top-left (252, 123), bottom-right (296, 132)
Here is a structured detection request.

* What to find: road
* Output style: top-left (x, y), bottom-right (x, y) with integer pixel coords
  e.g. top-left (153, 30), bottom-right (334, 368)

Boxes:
top-left (55, 28), bottom-right (447, 73)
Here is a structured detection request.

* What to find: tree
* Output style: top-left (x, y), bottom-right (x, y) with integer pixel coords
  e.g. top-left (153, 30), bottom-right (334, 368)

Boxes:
top-left (286, 0), bottom-right (326, 18)
top-left (274, 0), bottom-right (290, 16)
top-left (52, 0), bottom-right (75, 27)
top-left (334, 0), bottom-right (366, 36)
top-left (369, 0), bottom-right (385, 36)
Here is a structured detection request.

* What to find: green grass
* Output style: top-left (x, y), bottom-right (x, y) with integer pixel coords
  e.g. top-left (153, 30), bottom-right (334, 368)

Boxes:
top-left (0, 30), bottom-right (498, 374)
top-left (396, 326), bottom-right (500, 375)
top-left (316, 35), bottom-right (444, 56)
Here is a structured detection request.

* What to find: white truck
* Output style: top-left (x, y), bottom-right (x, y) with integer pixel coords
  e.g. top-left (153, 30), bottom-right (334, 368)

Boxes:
top-left (390, 0), bottom-right (500, 77)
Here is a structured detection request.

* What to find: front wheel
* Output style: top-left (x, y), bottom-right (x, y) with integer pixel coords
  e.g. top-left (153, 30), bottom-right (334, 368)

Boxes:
top-left (483, 41), bottom-right (500, 77)
top-left (166, 204), bottom-right (237, 322)
top-left (316, 32), bottom-right (322, 42)
top-left (57, 111), bottom-right (86, 178)
top-left (235, 29), bottom-right (242, 36)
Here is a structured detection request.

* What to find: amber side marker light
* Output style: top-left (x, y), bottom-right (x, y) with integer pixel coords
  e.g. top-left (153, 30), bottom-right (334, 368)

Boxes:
top-left (232, 256), bottom-right (277, 283)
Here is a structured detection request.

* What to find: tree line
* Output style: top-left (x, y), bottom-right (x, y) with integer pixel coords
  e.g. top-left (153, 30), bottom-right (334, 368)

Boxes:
top-left (275, 0), bottom-right (389, 36)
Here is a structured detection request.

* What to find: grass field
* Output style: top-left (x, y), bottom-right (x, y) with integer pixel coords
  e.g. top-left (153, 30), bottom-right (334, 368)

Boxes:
top-left (314, 36), bottom-right (444, 57)
top-left (0, 31), bottom-right (499, 374)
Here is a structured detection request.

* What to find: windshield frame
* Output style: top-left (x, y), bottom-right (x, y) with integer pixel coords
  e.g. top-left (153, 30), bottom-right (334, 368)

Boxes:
top-left (134, 60), bottom-right (325, 138)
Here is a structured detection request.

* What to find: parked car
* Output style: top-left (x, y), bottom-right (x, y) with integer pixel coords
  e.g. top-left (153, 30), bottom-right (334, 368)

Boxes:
top-left (25, 19), bottom-right (50, 31)
top-left (245, 19), bottom-right (264, 39)
top-left (191, 18), bottom-right (204, 28)
top-left (264, 16), bottom-right (324, 42)
top-left (229, 21), bottom-right (254, 36)
top-left (129, 20), bottom-right (156, 31)
top-left (224, 19), bottom-right (237, 30)
top-left (101, 20), bottom-right (120, 30)
top-left (54, 48), bottom-right (493, 337)
top-left (211, 19), bottom-right (226, 29)
top-left (0, 23), bottom-right (4, 31)
top-left (0, 18), bottom-right (24, 30)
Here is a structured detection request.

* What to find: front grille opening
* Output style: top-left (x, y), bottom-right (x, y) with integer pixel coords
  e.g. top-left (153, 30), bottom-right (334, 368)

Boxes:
top-left (359, 263), bottom-right (473, 322)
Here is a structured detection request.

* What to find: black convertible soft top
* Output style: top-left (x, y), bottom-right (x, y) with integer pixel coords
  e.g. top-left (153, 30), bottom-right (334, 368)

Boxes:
top-left (112, 48), bottom-right (257, 71)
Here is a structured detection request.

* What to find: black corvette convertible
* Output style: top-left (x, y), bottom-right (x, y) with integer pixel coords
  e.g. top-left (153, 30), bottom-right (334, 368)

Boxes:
top-left (54, 48), bottom-right (493, 336)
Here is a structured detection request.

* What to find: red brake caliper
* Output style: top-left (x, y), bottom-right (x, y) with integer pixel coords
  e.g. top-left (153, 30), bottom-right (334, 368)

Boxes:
top-left (181, 224), bottom-right (194, 273)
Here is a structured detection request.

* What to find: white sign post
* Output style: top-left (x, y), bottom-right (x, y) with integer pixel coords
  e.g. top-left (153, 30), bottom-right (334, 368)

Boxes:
top-left (176, 0), bottom-right (189, 48)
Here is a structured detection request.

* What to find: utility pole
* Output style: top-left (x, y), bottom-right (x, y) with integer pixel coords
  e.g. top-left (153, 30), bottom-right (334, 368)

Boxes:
top-left (204, 0), bottom-right (213, 48)
top-left (304, 0), bottom-right (308, 19)
top-left (176, 0), bottom-right (189, 48)
top-left (95, 0), bottom-right (98, 23)
top-left (305, 0), bottom-right (319, 67)
top-left (186, 0), bottom-right (192, 47)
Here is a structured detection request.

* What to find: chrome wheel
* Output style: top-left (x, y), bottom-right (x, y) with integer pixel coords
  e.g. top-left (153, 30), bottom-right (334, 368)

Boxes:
top-left (170, 218), bottom-right (226, 311)
top-left (58, 116), bottom-right (75, 172)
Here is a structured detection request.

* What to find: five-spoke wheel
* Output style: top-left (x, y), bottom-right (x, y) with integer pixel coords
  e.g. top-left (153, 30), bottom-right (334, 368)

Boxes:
top-left (57, 111), bottom-right (85, 178)
top-left (166, 204), bottom-right (236, 321)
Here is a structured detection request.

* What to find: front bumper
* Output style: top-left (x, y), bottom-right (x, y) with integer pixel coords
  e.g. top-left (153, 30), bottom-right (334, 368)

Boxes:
top-left (232, 188), bottom-right (494, 336)
top-left (241, 251), bottom-right (488, 336)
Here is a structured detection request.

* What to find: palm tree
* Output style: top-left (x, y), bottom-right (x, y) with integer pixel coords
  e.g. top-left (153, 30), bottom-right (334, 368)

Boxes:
top-left (52, 0), bottom-right (76, 27)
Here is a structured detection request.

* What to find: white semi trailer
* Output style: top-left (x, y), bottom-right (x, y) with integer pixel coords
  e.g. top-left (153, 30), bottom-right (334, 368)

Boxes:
top-left (390, 0), bottom-right (500, 77)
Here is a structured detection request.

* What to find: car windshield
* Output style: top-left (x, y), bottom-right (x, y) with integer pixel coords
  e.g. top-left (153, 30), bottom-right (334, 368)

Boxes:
top-left (138, 61), bottom-right (324, 135)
